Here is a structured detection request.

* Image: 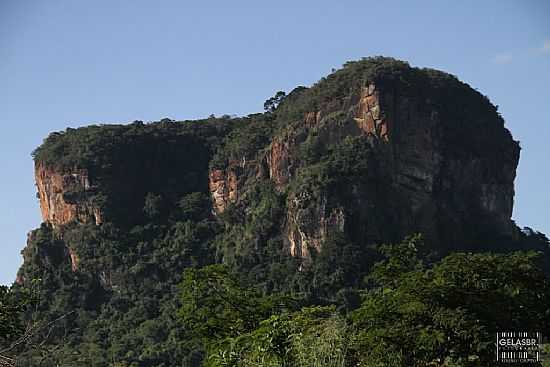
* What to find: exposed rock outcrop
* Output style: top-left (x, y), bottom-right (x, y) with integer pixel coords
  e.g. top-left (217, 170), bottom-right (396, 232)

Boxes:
top-left (208, 158), bottom-right (262, 213)
top-left (287, 192), bottom-right (345, 259)
top-left (209, 165), bottom-right (240, 213)
top-left (267, 136), bottom-right (293, 189)
top-left (255, 80), bottom-right (519, 258)
top-left (35, 163), bottom-right (103, 227)
top-left (353, 83), bottom-right (390, 140)
top-left (68, 247), bottom-right (79, 272)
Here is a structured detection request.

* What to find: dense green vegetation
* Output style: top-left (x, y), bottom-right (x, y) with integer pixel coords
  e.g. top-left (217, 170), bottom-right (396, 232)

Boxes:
top-left (11, 188), bottom-right (223, 366)
top-left (2, 57), bottom-right (548, 366)
top-left (5, 234), bottom-right (550, 366)
top-left (179, 238), bottom-right (550, 366)
top-left (0, 285), bottom-right (28, 346)
top-left (32, 119), bottom-right (232, 170)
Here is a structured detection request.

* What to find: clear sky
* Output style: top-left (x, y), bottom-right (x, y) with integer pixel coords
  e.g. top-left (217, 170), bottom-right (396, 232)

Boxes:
top-left (1, 0), bottom-right (549, 285)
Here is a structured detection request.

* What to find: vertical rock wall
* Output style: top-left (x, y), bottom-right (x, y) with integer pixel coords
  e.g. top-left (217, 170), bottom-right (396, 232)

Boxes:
top-left (35, 163), bottom-right (102, 227)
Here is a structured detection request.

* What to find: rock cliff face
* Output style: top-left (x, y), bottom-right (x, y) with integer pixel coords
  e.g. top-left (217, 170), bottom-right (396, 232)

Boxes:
top-left (35, 163), bottom-right (103, 227)
top-left (32, 121), bottom-right (223, 228)
top-left (207, 74), bottom-right (519, 258)
top-left (279, 80), bottom-right (517, 255)
top-left (286, 195), bottom-right (345, 258)
top-left (209, 168), bottom-right (238, 213)
top-left (208, 158), bottom-right (262, 213)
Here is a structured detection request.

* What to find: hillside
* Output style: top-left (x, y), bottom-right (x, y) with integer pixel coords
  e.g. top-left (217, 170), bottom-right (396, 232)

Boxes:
top-left (7, 57), bottom-right (550, 366)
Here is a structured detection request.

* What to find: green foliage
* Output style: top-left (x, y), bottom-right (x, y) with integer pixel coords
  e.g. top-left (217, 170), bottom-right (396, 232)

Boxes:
top-left (177, 192), bottom-right (211, 222)
top-left (209, 114), bottom-right (276, 169)
top-left (289, 308), bottom-right (348, 367)
top-left (15, 188), bottom-right (221, 366)
top-left (0, 286), bottom-right (28, 347)
top-left (32, 119), bottom-right (232, 171)
top-left (184, 240), bottom-right (550, 367)
top-left (264, 91), bottom-right (287, 113)
top-left (215, 181), bottom-right (287, 281)
top-left (309, 232), bottom-right (371, 304)
top-left (366, 234), bottom-right (425, 287)
top-left (291, 135), bottom-right (374, 198)
top-left (143, 192), bottom-right (165, 219)
top-left (179, 265), bottom-right (297, 343)
top-left (350, 240), bottom-right (550, 366)
top-left (195, 303), bottom-right (348, 367)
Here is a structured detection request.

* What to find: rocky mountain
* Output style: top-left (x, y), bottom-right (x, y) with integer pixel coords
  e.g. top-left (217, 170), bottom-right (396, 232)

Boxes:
top-left (12, 57), bottom-right (546, 366)
top-left (33, 58), bottom-right (519, 257)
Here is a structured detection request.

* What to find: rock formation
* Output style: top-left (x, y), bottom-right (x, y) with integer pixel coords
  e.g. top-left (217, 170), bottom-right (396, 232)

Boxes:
top-left (31, 58), bottom-right (520, 261)
top-left (206, 73), bottom-right (519, 257)
top-left (35, 163), bottom-right (102, 227)
top-left (13, 58), bottom-right (546, 367)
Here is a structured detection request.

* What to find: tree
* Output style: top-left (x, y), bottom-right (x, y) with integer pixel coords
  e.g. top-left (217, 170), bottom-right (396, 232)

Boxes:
top-left (0, 280), bottom-right (75, 367)
top-left (263, 91), bottom-right (286, 113)
top-left (179, 265), bottom-right (300, 366)
top-left (143, 192), bottom-right (165, 219)
top-left (350, 239), bottom-right (550, 366)
top-left (179, 265), bottom-right (295, 341)
top-left (0, 286), bottom-right (26, 348)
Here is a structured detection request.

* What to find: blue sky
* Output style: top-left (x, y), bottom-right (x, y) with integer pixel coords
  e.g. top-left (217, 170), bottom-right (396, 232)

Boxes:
top-left (1, 0), bottom-right (549, 285)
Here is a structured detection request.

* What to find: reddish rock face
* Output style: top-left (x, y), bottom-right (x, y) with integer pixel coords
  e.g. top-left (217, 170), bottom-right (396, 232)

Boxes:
top-left (35, 163), bottom-right (102, 226)
top-left (267, 136), bottom-right (292, 189)
top-left (212, 80), bottom-right (520, 260)
top-left (209, 168), bottom-right (239, 213)
top-left (69, 247), bottom-right (79, 272)
top-left (353, 84), bottom-right (389, 141)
